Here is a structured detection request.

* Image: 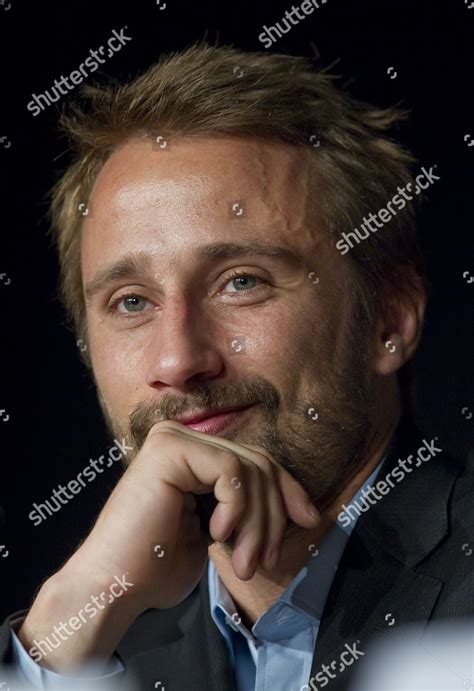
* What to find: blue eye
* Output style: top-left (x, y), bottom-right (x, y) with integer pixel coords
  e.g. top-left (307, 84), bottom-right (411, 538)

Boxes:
top-left (223, 272), bottom-right (262, 293)
top-left (109, 294), bottom-right (151, 315)
top-left (122, 295), bottom-right (147, 311)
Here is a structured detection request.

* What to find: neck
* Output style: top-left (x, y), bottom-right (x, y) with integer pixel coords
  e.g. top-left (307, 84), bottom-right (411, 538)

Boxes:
top-left (208, 417), bottom-right (398, 628)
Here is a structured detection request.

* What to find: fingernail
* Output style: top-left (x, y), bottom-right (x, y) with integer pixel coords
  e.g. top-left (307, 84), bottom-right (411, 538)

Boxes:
top-left (307, 501), bottom-right (319, 520)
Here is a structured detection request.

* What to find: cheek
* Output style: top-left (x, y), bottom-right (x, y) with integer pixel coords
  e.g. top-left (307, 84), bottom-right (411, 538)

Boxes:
top-left (234, 306), bottom-right (317, 389)
top-left (88, 320), bottom-right (145, 402)
top-left (238, 298), bottom-right (346, 407)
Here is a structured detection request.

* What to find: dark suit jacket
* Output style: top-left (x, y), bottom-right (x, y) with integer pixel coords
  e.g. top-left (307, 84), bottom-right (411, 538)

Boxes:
top-left (1, 417), bottom-right (473, 690)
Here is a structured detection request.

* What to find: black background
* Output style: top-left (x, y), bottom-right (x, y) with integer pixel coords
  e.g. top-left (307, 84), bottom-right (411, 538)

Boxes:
top-left (0, 0), bottom-right (472, 621)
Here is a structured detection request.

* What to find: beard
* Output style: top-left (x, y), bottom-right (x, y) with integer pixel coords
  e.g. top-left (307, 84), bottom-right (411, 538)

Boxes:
top-left (96, 294), bottom-right (376, 542)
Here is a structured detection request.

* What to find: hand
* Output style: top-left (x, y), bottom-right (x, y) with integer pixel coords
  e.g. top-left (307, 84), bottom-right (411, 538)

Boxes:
top-left (18, 419), bottom-right (319, 671)
top-left (79, 419), bottom-right (320, 610)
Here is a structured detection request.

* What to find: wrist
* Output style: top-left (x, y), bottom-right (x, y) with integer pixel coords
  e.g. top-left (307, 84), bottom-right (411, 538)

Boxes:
top-left (18, 559), bottom-right (140, 673)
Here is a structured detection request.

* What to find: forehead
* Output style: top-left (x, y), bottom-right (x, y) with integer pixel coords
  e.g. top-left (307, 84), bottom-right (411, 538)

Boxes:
top-left (82, 135), bottom-right (325, 272)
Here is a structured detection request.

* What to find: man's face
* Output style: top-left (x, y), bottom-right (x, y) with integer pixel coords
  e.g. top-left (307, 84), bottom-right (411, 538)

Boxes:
top-left (81, 135), bottom-right (375, 510)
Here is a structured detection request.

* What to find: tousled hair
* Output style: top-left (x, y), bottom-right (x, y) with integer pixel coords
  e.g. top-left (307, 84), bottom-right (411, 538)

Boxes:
top-left (49, 41), bottom-right (428, 410)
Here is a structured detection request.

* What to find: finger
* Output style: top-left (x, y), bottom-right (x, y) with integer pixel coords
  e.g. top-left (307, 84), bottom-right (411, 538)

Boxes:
top-left (258, 474), bottom-right (287, 570)
top-left (153, 423), bottom-right (318, 531)
top-left (155, 426), bottom-right (287, 564)
top-left (223, 441), bottom-right (320, 529)
top-left (157, 425), bottom-right (285, 569)
top-left (153, 420), bottom-right (256, 459)
top-left (230, 463), bottom-right (266, 581)
top-left (227, 442), bottom-right (287, 570)
top-left (147, 424), bottom-right (248, 536)
top-left (157, 424), bottom-right (317, 524)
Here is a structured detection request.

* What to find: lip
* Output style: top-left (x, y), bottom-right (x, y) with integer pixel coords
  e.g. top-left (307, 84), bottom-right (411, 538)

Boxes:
top-left (179, 404), bottom-right (255, 434)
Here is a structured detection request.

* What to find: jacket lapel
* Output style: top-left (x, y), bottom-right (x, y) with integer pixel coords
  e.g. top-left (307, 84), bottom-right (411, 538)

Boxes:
top-left (117, 563), bottom-right (235, 691)
top-left (309, 416), bottom-right (459, 688)
top-left (309, 525), bottom-right (444, 689)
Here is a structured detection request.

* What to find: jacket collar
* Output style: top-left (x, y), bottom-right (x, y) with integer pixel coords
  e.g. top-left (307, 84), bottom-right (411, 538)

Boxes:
top-left (308, 416), bottom-right (461, 688)
top-left (354, 415), bottom-right (459, 568)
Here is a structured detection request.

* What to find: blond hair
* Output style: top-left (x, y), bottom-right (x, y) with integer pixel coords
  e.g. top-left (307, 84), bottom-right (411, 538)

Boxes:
top-left (49, 41), bottom-right (427, 408)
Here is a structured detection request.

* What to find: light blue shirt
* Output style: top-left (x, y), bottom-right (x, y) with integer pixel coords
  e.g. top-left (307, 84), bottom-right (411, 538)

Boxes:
top-left (208, 459), bottom-right (384, 691)
top-left (10, 458), bottom-right (385, 689)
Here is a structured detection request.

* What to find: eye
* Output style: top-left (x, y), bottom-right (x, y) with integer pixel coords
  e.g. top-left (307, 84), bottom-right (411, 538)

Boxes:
top-left (221, 271), bottom-right (266, 294)
top-left (108, 293), bottom-right (152, 316)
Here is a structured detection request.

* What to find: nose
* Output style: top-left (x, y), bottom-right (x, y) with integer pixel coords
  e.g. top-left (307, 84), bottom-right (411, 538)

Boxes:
top-left (144, 296), bottom-right (224, 389)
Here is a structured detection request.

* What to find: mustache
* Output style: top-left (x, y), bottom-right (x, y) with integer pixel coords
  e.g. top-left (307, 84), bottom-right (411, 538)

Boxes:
top-left (127, 376), bottom-right (280, 451)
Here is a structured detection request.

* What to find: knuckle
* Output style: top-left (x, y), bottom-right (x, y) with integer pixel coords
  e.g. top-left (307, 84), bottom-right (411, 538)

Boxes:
top-left (252, 445), bottom-right (276, 464)
top-left (149, 419), bottom-right (181, 434)
top-left (148, 421), bottom-right (195, 448)
top-left (140, 424), bottom-right (185, 460)
top-left (220, 450), bottom-right (242, 472)
top-left (256, 455), bottom-right (273, 477)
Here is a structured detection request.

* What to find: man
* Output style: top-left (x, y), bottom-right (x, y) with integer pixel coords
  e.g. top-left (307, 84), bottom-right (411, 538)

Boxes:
top-left (0, 42), bottom-right (472, 691)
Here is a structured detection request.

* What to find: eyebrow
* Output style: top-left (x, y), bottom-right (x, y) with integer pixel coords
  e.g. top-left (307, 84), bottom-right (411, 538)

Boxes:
top-left (84, 241), bottom-right (303, 303)
top-left (84, 251), bottom-right (152, 303)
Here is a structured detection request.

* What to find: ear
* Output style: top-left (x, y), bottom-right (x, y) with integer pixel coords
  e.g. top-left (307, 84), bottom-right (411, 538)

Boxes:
top-left (372, 282), bottom-right (427, 376)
